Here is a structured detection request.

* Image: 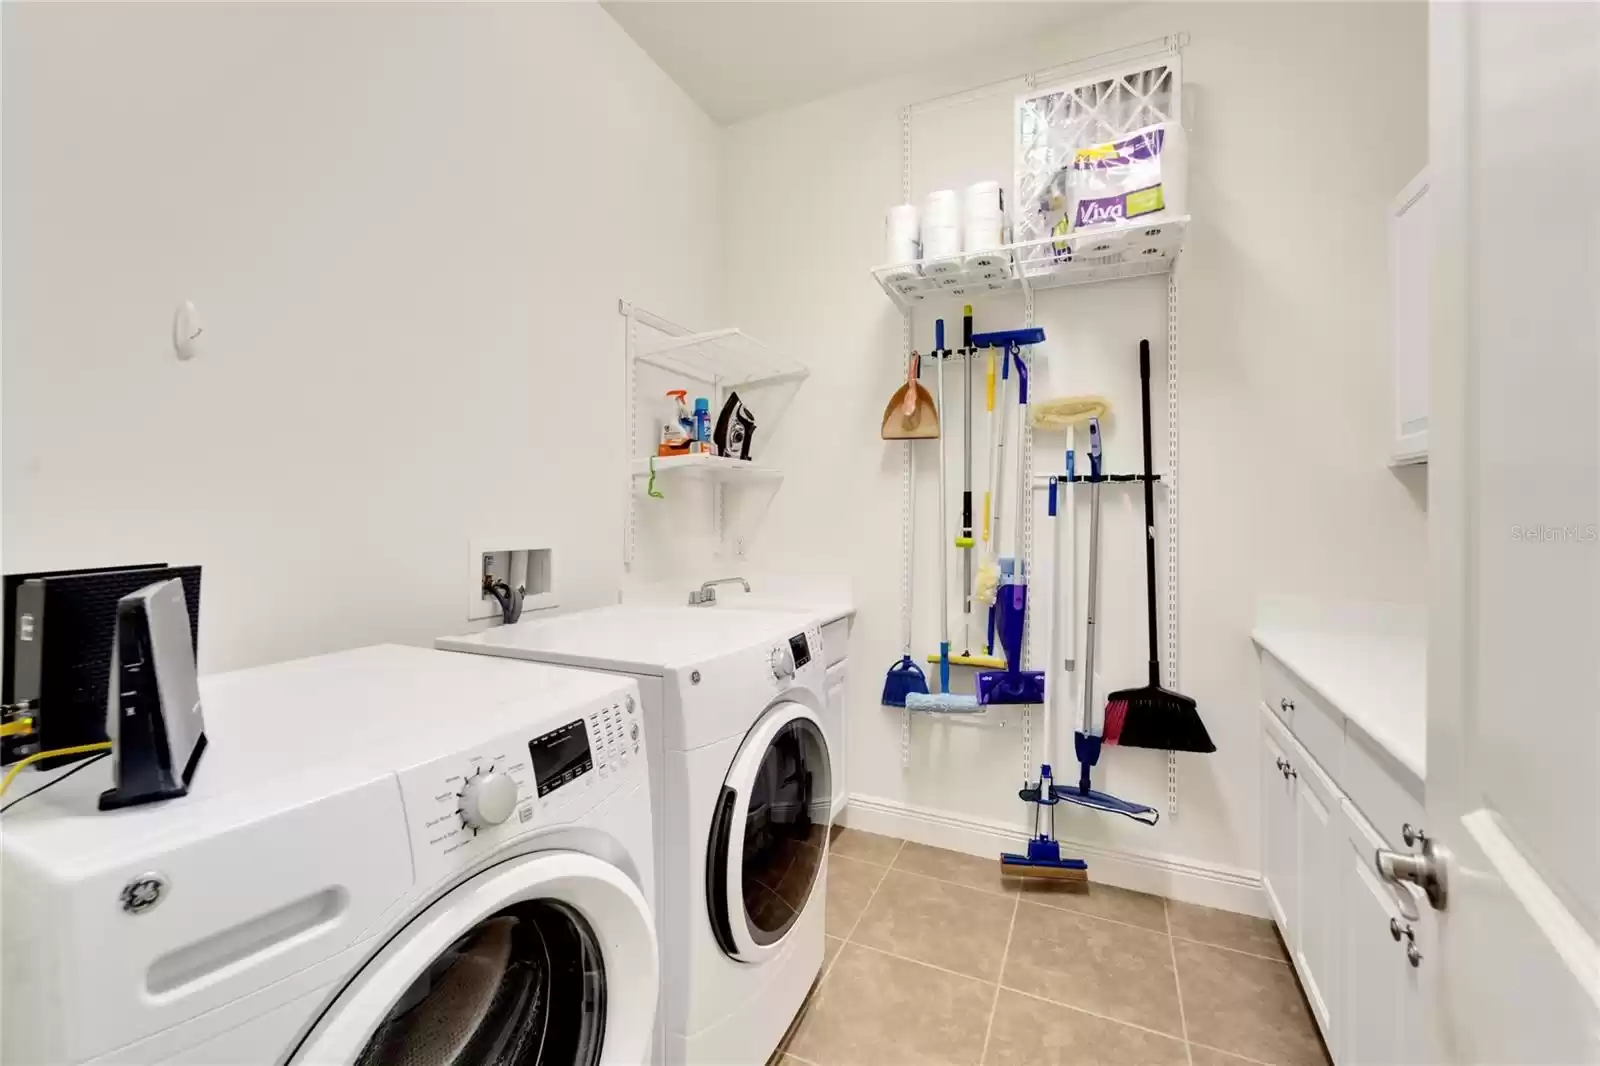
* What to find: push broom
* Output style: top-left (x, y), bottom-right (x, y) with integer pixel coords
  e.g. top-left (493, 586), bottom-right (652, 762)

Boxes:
top-left (1103, 340), bottom-right (1216, 753)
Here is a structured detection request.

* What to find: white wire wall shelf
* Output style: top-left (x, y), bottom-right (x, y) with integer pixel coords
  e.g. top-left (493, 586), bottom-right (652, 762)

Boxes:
top-left (871, 216), bottom-right (1188, 313)
top-left (636, 328), bottom-right (809, 389)
top-left (632, 454), bottom-right (783, 484)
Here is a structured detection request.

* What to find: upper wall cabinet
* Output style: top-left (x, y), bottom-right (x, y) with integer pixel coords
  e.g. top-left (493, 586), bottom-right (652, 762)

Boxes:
top-left (1389, 169), bottom-right (1430, 465)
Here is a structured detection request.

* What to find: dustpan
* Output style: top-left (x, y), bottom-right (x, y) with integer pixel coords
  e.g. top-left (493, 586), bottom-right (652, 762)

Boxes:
top-left (881, 352), bottom-right (939, 440)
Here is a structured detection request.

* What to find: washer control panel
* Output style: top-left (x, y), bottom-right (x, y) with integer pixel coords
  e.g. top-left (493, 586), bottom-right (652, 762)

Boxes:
top-left (396, 688), bottom-right (644, 886)
top-left (779, 624), bottom-right (824, 684)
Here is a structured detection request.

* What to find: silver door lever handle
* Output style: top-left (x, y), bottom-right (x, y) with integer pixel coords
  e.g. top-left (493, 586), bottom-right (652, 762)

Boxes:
top-left (1375, 834), bottom-right (1450, 918)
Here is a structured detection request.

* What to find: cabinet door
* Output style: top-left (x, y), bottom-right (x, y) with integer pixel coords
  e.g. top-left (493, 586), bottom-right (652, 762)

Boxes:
top-left (1339, 801), bottom-right (1407, 1065)
top-left (1261, 714), bottom-right (1298, 933)
top-left (1292, 754), bottom-right (1340, 1045)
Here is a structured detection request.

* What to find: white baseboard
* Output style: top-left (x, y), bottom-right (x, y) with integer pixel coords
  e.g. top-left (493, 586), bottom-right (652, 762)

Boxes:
top-left (841, 792), bottom-right (1268, 918)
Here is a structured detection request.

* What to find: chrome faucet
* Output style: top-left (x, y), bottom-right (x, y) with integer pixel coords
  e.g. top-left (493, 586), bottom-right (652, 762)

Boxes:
top-left (688, 577), bottom-right (750, 606)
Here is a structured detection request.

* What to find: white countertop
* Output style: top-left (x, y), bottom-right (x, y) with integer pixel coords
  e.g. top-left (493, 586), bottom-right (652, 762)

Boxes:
top-left (1252, 600), bottom-right (1427, 785)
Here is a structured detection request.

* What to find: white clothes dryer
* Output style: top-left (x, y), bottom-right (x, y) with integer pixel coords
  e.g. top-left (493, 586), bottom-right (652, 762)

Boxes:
top-left (0, 645), bottom-right (658, 1066)
top-left (439, 606), bottom-right (833, 1066)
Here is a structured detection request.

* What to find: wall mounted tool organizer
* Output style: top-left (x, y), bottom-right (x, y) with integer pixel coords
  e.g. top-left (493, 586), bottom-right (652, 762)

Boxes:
top-left (881, 35), bottom-right (1190, 818)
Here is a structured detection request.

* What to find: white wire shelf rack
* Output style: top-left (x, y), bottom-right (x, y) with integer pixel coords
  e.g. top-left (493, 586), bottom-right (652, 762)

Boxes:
top-left (631, 453), bottom-right (783, 484)
top-left (871, 216), bottom-right (1188, 312)
top-left (636, 328), bottom-right (810, 389)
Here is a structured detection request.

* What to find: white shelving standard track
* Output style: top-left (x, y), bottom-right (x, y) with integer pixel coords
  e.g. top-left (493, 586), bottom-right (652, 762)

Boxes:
top-left (888, 38), bottom-right (1186, 818)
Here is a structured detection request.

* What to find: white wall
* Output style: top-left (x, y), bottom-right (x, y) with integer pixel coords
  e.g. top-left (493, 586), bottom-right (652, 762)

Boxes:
top-left (2, 2), bottom-right (721, 671)
top-left (721, 2), bottom-right (1428, 895)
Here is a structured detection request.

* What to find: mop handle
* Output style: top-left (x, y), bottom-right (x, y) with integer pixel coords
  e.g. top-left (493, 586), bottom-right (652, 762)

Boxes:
top-left (1065, 441), bottom-right (1077, 671)
top-left (1046, 477), bottom-right (1059, 773)
top-left (1081, 419), bottom-right (1103, 735)
top-left (982, 352), bottom-right (996, 542)
top-left (991, 357), bottom-right (1010, 562)
top-left (936, 324), bottom-right (950, 654)
top-left (1011, 343), bottom-right (1029, 610)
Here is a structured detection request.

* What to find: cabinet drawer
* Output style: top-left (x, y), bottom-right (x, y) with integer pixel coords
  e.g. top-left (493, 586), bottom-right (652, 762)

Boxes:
top-left (1259, 651), bottom-right (1344, 779)
top-left (1342, 729), bottom-right (1425, 852)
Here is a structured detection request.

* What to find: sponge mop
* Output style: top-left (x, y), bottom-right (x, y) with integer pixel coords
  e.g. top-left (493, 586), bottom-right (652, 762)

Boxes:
top-left (1031, 395), bottom-right (1111, 431)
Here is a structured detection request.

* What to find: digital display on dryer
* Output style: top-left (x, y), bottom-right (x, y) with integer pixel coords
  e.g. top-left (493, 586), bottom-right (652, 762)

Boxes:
top-left (528, 719), bottom-right (592, 796)
top-left (789, 633), bottom-right (811, 669)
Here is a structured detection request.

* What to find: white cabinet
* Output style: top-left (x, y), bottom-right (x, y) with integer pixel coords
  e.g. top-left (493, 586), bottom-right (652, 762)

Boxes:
top-left (1292, 755), bottom-right (1340, 1039)
top-left (1389, 169), bottom-right (1431, 465)
top-left (1257, 643), bottom-right (1436, 1065)
top-left (1338, 800), bottom-right (1436, 1065)
top-left (1260, 712), bottom-right (1340, 1054)
top-left (1261, 721), bottom-right (1298, 931)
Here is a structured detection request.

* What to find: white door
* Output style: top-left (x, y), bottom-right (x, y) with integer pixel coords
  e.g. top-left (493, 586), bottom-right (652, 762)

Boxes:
top-left (290, 852), bottom-right (658, 1066)
top-left (707, 703), bottom-right (832, 964)
top-left (1416, 3), bottom-right (1600, 1062)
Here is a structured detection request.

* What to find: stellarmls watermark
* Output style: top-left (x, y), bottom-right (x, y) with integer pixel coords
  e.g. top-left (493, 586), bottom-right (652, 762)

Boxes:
top-left (1511, 524), bottom-right (1598, 543)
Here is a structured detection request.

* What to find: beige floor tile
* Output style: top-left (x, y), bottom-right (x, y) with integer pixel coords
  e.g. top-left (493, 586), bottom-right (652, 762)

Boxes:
top-left (777, 841), bottom-right (826, 911)
top-left (787, 943), bottom-right (994, 1066)
top-left (1167, 901), bottom-right (1286, 960)
top-left (829, 827), bottom-right (905, 866)
top-left (1011, 878), bottom-right (1169, 933)
top-left (1002, 902), bottom-right (1184, 1037)
top-left (893, 841), bottom-right (1018, 897)
top-left (824, 854), bottom-right (887, 938)
top-left (984, 989), bottom-right (1189, 1066)
top-left (823, 935), bottom-right (844, 971)
top-left (1189, 1044), bottom-right (1271, 1066)
top-left (852, 869), bottom-right (1016, 981)
top-left (1175, 940), bottom-right (1329, 1066)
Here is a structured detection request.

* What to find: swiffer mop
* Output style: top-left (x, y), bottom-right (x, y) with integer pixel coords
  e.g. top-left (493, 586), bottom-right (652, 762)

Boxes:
top-left (908, 319), bottom-right (981, 714)
top-left (1103, 340), bottom-right (1216, 753)
top-left (1000, 476), bottom-right (1088, 880)
top-left (974, 331), bottom-right (1046, 707)
top-left (1063, 419), bottom-right (1159, 824)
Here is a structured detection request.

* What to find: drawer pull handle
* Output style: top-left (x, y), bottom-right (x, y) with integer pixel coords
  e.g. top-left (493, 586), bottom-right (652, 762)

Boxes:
top-left (1389, 918), bottom-right (1415, 943)
top-left (1275, 757), bottom-right (1288, 772)
top-left (1280, 698), bottom-right (1295, 714)
top-left (1401, 823), bottom-right (1427, 848)
top-left (1406, 942), bottom-right (1423, 968)
top-left (1285, 766), bottom-right (1297, 779)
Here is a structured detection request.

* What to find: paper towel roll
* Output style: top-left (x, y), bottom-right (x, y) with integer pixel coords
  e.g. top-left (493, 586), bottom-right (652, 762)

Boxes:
top-left (922, 224), bottom-right (961, 261)
top-left (963, 180), bottom-right (1003, 218)
top-left (923, 189), bottom-right (960, 230)
top-left (885, 204), bottom-right (920, 264)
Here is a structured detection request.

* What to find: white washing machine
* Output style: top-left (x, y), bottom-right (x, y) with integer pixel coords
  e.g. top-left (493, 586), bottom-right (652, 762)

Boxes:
top-left (0, 645), bottom-right (658, 1066)
top-left (439, 606), bottom-right (833, 1066)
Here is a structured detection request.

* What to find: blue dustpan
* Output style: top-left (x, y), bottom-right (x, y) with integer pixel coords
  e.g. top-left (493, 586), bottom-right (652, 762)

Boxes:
top-left (881, 655), bottom-right (929, 707)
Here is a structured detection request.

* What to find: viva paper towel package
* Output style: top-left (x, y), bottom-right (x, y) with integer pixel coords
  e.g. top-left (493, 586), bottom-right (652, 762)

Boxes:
top-left (1063, 123), bottom-right (1171, 231)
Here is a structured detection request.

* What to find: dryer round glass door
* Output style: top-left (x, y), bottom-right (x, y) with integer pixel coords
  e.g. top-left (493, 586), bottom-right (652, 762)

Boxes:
top-left (290, 852), bottom-right (658, 1066)
top-left (706, 702), bottom-right (832, 963)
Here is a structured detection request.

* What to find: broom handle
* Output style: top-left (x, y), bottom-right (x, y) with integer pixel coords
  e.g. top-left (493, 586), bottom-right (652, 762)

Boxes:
top-left (1139, 339), bottom-right (1160, 686)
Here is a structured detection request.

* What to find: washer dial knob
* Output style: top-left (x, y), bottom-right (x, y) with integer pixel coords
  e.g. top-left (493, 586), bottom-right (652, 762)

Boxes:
top-left (460, 771), bottom-right (518, 829)
top-left (770, 643), bottom-right (796, 681)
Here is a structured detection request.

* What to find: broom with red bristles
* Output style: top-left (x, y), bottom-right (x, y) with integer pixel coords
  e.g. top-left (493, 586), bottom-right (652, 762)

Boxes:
top-left (1102, 340), bottom-right (1216, 754)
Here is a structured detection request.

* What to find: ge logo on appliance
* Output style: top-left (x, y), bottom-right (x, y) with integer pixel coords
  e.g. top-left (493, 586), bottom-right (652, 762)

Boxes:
top-left (120, 873), bottom-right (167, 914)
